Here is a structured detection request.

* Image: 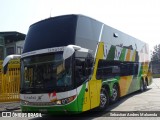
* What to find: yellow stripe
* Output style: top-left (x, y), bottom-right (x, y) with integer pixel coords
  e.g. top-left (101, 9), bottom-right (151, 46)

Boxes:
top-left (126, 49), bottom-right (131, 61)
top-left (119, 76), bottom-right (133, 97)
top-left (132, 50), bottom-right (136, 61)
top-left (83, 42), bottom-right (104, 111)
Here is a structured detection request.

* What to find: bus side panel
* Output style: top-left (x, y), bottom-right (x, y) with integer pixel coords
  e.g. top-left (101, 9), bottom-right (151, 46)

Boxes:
top-left (89, 42), bottom-right (104, 109)
top-left (117, 48), bottom-right (137, 96)
top-left (78, 82), bottom-right (90, 112)
top-left (119, 76), bottom-right (133, 97)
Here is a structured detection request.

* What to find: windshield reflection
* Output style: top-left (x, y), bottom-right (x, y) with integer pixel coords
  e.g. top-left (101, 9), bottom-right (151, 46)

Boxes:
top-left (20, 52), bottom-right (72, 93)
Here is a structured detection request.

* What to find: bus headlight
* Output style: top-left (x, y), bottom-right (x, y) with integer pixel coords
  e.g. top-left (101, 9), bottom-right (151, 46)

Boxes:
top-left (59, 95), bottom-right (76, 105)
top-left (56, 100), bottom-right (62, 105)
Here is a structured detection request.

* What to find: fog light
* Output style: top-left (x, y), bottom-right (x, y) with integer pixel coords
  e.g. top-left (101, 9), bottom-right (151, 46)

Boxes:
top-left (56, 100), bottom-right (61, 105)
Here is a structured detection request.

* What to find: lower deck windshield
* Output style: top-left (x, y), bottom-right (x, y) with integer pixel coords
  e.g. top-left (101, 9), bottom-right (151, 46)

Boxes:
top-left (20, 52), bottom-right (72, 93)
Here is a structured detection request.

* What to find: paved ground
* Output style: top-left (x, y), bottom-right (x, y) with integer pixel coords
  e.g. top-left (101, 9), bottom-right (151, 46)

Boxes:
top-left (109, 78), bottom-right (160, 111)
top-left (0, 102), bottom-right (20, 112)
top-left (94, 78), bottom-right (160, 120)
top-left (0, 78), bottom-right (160, 120)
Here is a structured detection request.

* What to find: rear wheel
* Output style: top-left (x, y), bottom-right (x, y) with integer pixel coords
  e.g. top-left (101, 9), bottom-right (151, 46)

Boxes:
top-left (144, 80), bottom-right (147, 90)
top-left (110, 84), bottom-right (119, 103)
top-left (140, 79), bottom-right (144, 92)
top-left (98, 88), bottom-right (109, 110)
top-left (140, 79), bottom-right (147, 92)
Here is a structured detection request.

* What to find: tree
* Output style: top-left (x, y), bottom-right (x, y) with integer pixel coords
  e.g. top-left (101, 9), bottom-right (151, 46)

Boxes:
top-left (151, 44), bottom-right (160, 62)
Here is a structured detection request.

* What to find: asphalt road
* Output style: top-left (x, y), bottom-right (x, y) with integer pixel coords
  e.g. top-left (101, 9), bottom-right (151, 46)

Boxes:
top-left (1, 78), bottom-right (160, 120)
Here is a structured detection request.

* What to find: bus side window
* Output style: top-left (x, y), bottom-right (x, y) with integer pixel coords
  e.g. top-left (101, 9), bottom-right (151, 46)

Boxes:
top-left (75, 58), bottom-right (87, 86)
top-left (120, 62), bottom-right (139, 76)
top-left (127, 63), bottom-right (134, 75)
top-left (120, 63), bottom-right (128, 76)
top-left (133, 63), bottom-right (138, 75)
top-left (112, 66), bottom-right (120, 75)
top-left (85, 58), bottom-right (94, 77)
top-left (97, 60), bottom-right (140, 78)
top-left (96, 60), bottom-right (120, 79)
top-left (103, 66), bottom-right (112, 78)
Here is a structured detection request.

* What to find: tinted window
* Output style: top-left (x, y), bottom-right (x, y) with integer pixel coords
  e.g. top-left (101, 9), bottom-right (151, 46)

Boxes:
top-left (23, 15), bottom-right (77, 53)
top-left (120, 62), bottom-right (138, 76)
top-left (75, 57), bottom-right (93, 86)
top-left (75, 16), bottom-right (102, 57)
top-left (96, 60), bottom-right (120, 79)
top-left (96, 60), bottom-right (139, 79)
top-left (21, 52), bottom-right (73, 93)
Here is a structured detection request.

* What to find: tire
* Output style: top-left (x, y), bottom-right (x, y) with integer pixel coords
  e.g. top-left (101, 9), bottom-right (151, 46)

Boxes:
top-left (140, 79), bottom-right (144, 92)
top-left (140, 79), bottom-right (147, 92)
top-left (110, 84), bottom-right (119, 103)
top-left (98, 88), bottom-right (109, 111)
top-left (143, 80), bottom-right (147, 90)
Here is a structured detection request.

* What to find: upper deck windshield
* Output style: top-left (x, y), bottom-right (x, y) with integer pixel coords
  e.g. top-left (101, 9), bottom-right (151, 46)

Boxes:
top-left (23, 15), bottom-right (77, 53)
top-left (20, 52), bottom-right (73, 93)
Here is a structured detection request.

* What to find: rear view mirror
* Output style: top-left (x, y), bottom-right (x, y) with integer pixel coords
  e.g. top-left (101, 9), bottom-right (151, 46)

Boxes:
top-left (63, 45), bottom-right (90, 60)
top-left (63, 45), bottom-right (75, 60)
top-left (3, 55), bottom-right (21, 74)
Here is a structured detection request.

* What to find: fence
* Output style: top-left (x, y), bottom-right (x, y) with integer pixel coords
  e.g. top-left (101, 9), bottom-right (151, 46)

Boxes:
top-left (0, 60), bottom-right (20, 102)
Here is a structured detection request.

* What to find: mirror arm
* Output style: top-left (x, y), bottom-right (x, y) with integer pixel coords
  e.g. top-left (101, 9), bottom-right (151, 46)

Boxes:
top-left (3, 54), bottom-right (21, 74)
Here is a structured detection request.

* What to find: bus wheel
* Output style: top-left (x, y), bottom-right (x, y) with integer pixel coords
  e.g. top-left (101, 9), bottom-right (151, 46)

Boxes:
top-left (140, 79), bottom-right (147, 92)
top-left (144, 80), bottom-right (147, 90)
top-left (110, 84), bottom-right (119, 103)
top-left (99, 88), bottom-right (109, 110)
top-left (140, 80), bottom-right (144, 92)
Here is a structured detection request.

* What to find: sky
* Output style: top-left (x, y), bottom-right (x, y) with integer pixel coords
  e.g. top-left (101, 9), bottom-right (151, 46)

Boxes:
top-left (1, 0), bottom-right (160, 52)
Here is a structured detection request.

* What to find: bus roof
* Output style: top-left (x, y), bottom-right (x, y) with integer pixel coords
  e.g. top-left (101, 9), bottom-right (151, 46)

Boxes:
top-left (23, 14), bottom-right (148, 55)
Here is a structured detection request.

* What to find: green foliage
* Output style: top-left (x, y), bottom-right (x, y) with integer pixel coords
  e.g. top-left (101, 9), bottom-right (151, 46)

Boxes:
top-left (151, 44), bottom-right (160, 61)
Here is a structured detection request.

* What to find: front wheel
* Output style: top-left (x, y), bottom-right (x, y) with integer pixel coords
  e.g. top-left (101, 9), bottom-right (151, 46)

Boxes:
top-left (98, 88), bottom-right (109, 111)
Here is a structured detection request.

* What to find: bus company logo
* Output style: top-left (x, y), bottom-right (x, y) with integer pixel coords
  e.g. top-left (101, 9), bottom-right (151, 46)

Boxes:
top-left (24, 95), bottom-right (36, 100)
top-left (114, 47), bottom-right (122, 60)
top-left (48, 91), bottom-right (57, 102)
top-left (36, 95), bottom-right (43, 102)
top-left (103, 44), bottom-right (111, 59)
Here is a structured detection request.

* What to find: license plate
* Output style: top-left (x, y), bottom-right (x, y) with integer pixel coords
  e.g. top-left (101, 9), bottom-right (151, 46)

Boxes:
top-left (39, 109), bottom-right (47, 113)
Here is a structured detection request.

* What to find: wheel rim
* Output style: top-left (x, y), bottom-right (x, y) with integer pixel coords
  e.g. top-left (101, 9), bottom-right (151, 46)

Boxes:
top-left (112, 87), bottom-right (118, 101)
top-left (144, 81), bottom-right (147, 89)
top-left (100, 90), bottom-right (107, 108)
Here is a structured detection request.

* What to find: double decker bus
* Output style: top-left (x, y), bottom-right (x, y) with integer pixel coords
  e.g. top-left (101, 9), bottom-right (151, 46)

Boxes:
top-left (3, 14), bottom-right (152, 114)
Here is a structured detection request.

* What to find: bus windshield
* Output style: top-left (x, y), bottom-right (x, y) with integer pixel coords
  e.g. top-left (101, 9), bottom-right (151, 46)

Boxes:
top-left (20, 52), bottom-right (72, 93)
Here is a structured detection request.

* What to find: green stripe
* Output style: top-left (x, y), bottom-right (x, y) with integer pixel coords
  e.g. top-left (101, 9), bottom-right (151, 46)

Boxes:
top-left (119, 48), bottom-right (126, 61)
top-left (107, 46), bottom-right (115, 60)
top-left (77, 84), bottom-right (86, 112)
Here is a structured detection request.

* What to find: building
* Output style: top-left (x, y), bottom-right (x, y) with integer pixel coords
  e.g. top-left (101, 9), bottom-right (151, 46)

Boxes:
top-left (0, 31), bottom-right (26, 60)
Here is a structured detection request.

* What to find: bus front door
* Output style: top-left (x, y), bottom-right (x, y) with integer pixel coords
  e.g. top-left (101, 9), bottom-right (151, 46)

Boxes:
top-left (89, 79), bottom-right (99, 109)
